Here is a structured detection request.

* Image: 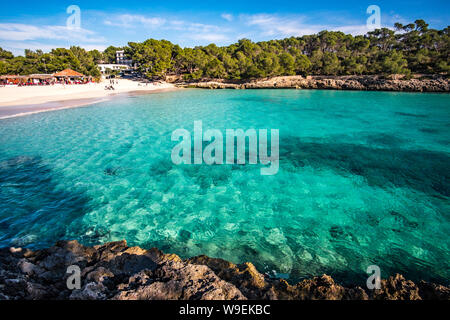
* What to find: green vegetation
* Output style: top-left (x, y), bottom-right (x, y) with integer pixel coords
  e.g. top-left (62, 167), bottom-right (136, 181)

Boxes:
top-left (0, 20), bottom-right (448, 79)
top-left (0, 46), bottom-right (102, 77)
top-left (124, 20), bottom-right (449, 79)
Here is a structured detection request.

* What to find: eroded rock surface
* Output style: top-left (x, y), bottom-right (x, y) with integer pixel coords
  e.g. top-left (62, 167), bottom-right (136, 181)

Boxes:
top-left (0, 240), bottom-right (448, 300)
top-left (178, 75), bottom-right (450, 92)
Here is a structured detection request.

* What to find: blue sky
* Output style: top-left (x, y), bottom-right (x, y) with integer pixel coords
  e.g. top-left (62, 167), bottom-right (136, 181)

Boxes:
top-left (1, 0), bottom-right (449, 55)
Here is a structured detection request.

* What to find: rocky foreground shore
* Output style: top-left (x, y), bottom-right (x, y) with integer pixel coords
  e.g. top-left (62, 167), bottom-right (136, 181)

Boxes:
top-left (0, 240), bottom-right (448, 300)
top-left (176, 75), bottom-right (450, 92)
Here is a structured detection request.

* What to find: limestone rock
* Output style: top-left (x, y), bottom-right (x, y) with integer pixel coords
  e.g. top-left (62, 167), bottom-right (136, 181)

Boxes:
top-left (0, 241), bottom-right (448, 300)
top-left (178, 75), bottom-right (450, 92)
top-left (373, 274), bottom-right (421, 300)
top-left (114, 261), bottom-right (245, 300)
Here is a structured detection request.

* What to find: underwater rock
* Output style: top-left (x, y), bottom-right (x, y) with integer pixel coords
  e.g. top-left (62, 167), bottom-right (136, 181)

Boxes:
top-left (0, 240), bottom-right (448, 300)
top-left (104, 167), bottom-right (120, 176)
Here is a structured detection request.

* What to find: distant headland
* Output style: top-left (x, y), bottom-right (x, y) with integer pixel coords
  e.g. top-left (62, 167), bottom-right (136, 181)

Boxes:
top-left (1, 20), bottom-right (448, 84)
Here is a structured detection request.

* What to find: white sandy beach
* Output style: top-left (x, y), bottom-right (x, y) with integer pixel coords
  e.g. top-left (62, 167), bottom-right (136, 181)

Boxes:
top-left (0, 79), bottom-right (177, 120)
top-left (0, 79), bottom-right (175, 107)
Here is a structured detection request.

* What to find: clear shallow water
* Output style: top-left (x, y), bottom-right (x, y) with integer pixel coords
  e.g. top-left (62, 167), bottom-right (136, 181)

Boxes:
top-left (0, 89), bottom-right (449, 285)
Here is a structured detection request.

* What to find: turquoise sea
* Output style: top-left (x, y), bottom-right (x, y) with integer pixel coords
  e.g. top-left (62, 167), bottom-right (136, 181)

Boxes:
top-left (0, 89), bottom-right (449, 285)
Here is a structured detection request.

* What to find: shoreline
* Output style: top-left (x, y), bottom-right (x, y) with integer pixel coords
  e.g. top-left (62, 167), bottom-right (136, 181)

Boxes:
top-left (1, 76), bottom-right (448, 120)
top-left (0, 240), bottom-right (448, 300)
top-left (176, 75), bottom-right (450, 92)
top-left (0, 82), bottom-right (179, 120)
top-left (0, 97), bottom-right (109, 120)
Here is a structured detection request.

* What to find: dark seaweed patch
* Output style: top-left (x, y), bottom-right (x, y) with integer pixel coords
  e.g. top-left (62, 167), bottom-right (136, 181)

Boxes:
top-left (0, 155), bottom-right (90, 249)
top-left (104, 167), bottom-right (121, 176)
top-left (419, 128), bottom-right (440, 134)
top-left (395, 112), bottom-right (428, 118)
top-left (280, 136), bottom-right (450, 198)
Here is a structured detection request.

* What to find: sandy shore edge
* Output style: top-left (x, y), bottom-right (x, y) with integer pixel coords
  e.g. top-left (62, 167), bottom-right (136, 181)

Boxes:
top-left (0, 84), bottom-right (180, 120)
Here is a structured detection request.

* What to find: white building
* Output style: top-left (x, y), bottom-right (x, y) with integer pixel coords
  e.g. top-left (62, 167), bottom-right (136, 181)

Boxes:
top-left (116, 50), bottom-right (133, 66)
top-left (98, 64), bottom-right (129, 75)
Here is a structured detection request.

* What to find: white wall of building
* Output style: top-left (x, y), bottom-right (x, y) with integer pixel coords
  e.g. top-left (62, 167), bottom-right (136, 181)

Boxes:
top-left (98, 64), bottom-right (129, 74)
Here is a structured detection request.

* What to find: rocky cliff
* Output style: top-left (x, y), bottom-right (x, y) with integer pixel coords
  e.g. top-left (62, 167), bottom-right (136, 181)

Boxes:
top-left (177, 75), bottom-right (450, 92)
top-left (0, 240), bottom-right (448, 300)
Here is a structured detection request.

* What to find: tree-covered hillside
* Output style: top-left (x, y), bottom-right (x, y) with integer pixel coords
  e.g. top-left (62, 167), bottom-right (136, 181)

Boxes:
top-left (0, 47), bottom-right (102, 78)
top-left (0, 20), bottom-right (448, 79)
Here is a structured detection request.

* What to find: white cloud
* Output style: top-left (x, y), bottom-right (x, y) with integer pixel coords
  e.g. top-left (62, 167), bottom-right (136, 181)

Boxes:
top-left (243, 13), bottom-right (380, 38)
top-left (184, 22), bottom-right (224, 33)
top-left (102, 14), bottom-right (231, 44)
top-left (169, 20), bottom-right (185, 26)
top-left (1, 11), bottom-right (385, 56)
top-left (332, 25), bottom-right (371, 35)
top-left (221, 13), bottom-right (233, 22)
top-left (0, 41), bottom-right (107, 56)
top-left (103, 14), bottom-right (226, 34)
top-left (104, 14), bottom-right (165, 28)
top-left (244, 14), bottom-right (324, 37)
top-left (0, 23), bottom-right (107, 56)
top-left (0, 23), bottom-right (106, 43)
top-left (188, 33), bottom-right (229, 42)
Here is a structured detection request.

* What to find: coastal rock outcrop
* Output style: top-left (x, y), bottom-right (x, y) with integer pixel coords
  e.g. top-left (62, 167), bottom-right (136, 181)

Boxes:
top-left (178, 75), bottom-right (450, 92)
top-left (0, 240), bottom-right (448, 300)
